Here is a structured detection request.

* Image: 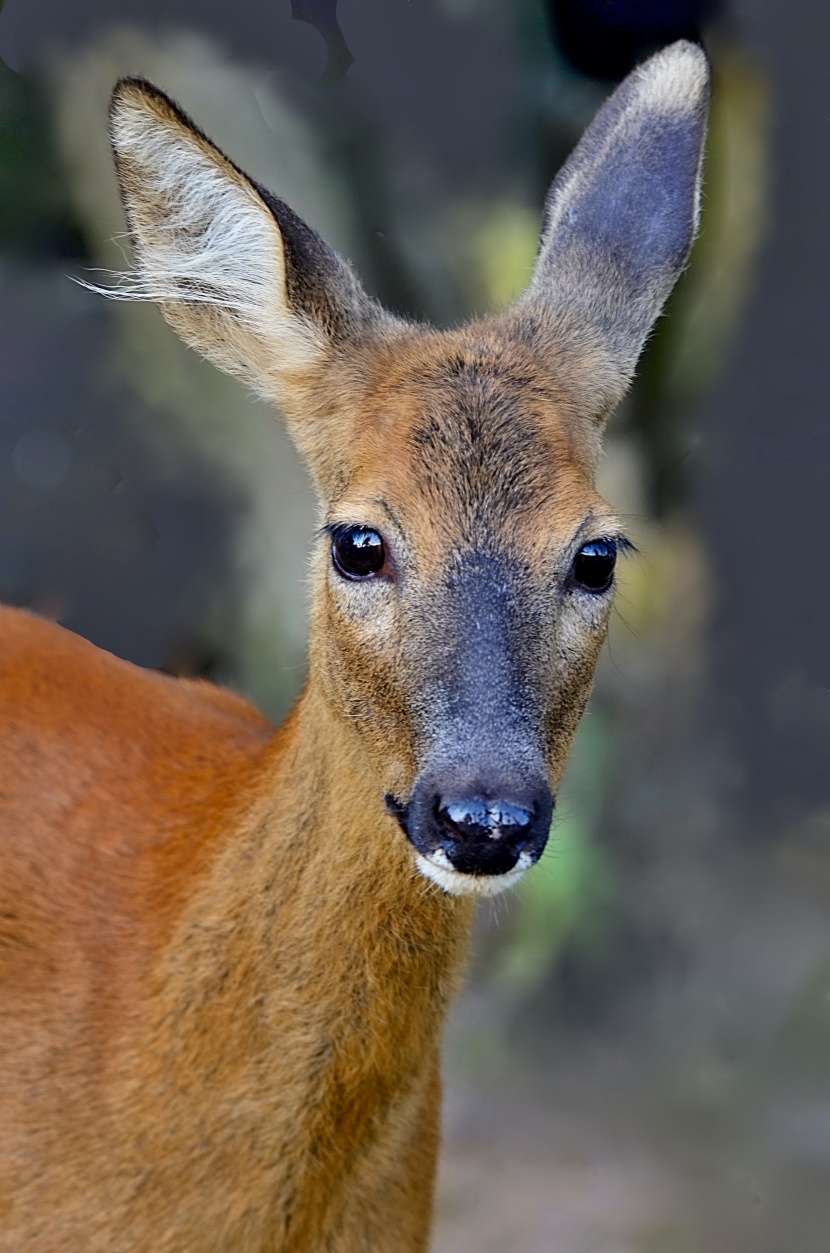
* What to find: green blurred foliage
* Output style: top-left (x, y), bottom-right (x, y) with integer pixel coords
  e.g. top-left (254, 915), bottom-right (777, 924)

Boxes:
top-left (0, 56), bottom-right (84, 258)
top-left (492, 714), bottom-right (618, 1003)
top-left (775, 959), bottom-right (830, 1080)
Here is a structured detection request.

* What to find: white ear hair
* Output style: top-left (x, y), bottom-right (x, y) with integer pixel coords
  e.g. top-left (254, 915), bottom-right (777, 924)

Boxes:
top-left (96, 81), bottom-right (324, 398)
top-left (89, 79), bottom-right (397, 405)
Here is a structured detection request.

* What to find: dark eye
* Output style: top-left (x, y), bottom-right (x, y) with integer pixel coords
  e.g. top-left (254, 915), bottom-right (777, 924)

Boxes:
top-left (572, 538), bottom-right (617, 593)
top-left (331, 525), bottom-right (387, 580)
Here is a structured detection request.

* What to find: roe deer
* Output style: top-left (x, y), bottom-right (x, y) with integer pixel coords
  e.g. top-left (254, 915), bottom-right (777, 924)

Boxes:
top-left (0, 41), bottom-right (709, 1253)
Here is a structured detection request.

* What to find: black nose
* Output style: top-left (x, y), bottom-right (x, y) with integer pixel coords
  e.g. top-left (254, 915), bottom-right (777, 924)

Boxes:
top-left (440, 798), bottom-right (533, 842)
top-left (388, 765), bottom-right (554, 879)
top-left (439, 797), bottom-right (535, 875)
top-left (435, 793), bottom-right (541, 876)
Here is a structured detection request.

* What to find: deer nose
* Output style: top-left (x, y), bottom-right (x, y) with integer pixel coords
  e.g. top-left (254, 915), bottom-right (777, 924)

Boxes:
top-left (433, 786), bottom-right (552, 877)
top-left (386, 769), bottom-right (554, 882)
top-left (440, 798), bottom-right (533, 842)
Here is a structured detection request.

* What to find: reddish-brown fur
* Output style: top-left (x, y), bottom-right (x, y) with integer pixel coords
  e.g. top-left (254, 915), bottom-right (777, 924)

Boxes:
top-left (0, 42), bottom-right (709, 1252)
top-left (0, 603), bottom-right (469, 1251)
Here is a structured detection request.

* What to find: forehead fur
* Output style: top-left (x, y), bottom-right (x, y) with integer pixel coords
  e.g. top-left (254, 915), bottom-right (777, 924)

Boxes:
top-left (328, 323), bottom-right (600, 547)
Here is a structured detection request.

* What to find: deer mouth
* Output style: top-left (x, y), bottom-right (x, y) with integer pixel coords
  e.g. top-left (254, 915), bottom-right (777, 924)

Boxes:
top-left (413, 846), bottom-right (536, 897)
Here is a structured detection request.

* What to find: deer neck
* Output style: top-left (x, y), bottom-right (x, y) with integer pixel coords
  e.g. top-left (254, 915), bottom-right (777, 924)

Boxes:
top-left (262, 678), bottom-right (474, 1010)
top-left (95, 680), bottom-right (470, 1247)
top-left (148, 678), bottom-right (473, 1098)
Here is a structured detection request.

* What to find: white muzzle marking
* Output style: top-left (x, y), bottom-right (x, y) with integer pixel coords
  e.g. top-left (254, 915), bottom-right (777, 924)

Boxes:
top-left (415, 848), bottom-right (534, 897)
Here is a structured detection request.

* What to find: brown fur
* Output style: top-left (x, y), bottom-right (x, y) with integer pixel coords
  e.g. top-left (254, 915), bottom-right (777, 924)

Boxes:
top-left (0, 606), bottom-right (469, 1250)
top-left (0, 42), bottom-right (709, 1251)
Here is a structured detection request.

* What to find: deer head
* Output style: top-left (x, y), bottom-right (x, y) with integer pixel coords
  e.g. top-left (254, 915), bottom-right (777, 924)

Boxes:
top-left (104, 41), bottom-right (709, 896)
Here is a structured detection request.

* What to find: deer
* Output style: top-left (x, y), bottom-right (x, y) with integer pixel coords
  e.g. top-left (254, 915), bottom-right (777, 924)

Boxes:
top-left (0, 40), bottom-right (709, 1253)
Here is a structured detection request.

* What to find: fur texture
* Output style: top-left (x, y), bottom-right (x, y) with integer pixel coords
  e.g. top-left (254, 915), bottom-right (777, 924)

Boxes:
top-left (519, 40), bottom-right (709, 419)
top-left (0, 43), bottom-right (709, 1252)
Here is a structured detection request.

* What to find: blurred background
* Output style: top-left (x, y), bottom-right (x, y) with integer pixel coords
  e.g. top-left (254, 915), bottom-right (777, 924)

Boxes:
top-left (1, 0), bottom-right (828, 1248)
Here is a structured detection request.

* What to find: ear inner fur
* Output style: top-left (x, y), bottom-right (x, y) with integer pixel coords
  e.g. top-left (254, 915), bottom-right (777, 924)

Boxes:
top-left (102, 77), bottom-right (402, 410)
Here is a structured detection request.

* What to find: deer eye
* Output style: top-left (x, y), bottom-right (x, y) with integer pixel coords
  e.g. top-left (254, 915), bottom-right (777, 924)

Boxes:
top-left (331, 526), bottom-right (387, 580)
top-left (571, 538), bottom-right (617, 593)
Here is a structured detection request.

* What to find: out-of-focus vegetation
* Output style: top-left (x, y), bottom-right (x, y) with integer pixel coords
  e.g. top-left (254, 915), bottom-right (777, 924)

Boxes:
top-left (2, 1), bottom-right (829, 1248)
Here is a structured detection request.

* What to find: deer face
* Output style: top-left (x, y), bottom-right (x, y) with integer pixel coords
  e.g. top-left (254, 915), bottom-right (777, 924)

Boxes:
top-left (308, 330), bottom-right (629, 893)
top-left (104, 42), bottom-right (708, 894)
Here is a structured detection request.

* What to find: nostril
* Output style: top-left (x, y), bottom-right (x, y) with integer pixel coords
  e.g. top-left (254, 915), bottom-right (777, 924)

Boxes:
top-left (440, 798), bottom-right (533, 842)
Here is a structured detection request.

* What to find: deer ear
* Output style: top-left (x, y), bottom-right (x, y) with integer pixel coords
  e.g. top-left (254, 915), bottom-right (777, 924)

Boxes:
top-left (517, 40), bottom-right (710, 420)
top-left (105, 78), bottom-right (392, 409)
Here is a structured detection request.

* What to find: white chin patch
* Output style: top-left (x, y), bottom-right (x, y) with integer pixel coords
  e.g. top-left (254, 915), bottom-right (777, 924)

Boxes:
top-left (415, 848), bottom-right (533, 897)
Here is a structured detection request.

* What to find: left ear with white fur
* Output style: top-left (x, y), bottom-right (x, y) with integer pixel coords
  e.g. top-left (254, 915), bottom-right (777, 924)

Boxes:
top-left (104, 78), bottom-right (397, 409)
